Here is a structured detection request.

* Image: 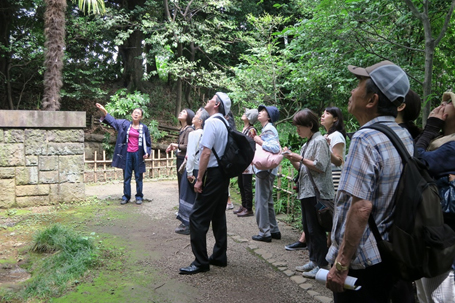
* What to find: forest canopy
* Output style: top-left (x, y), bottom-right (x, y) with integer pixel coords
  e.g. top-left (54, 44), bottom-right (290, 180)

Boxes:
top-left (1, 0), bottom-right (454, 126)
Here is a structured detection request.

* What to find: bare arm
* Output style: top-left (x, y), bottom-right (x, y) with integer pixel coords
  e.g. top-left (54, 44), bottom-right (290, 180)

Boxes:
top-left (326, 196), bottom-right (373, 292)
top-left (330, 142), bottom-right (344, 167)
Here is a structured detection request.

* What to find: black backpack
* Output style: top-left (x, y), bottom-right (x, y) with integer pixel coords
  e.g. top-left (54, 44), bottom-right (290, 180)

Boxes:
top-left (211, 116), bottom-right (255, 178)
top-left (366, 123), bottom-right (455, 281)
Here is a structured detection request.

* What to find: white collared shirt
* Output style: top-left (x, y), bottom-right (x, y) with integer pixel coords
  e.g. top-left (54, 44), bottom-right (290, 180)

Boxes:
top-left (199, 113), bottom-right (228, 168)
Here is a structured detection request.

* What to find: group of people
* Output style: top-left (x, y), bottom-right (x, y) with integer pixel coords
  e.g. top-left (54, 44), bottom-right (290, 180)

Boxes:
top-left (95, 59), bottom-right (455, 302)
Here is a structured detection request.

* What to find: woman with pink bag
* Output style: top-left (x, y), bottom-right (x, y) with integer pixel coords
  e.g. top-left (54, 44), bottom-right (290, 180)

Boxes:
top-left (251, 105), bottom-right (282, 242)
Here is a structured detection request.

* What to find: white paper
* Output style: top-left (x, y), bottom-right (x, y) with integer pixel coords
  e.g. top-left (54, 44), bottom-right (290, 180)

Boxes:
top-left (315, 268), bottom-right (362, 291)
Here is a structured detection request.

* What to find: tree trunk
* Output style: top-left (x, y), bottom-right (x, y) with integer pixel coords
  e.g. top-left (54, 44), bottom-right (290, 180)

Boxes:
top-left (175, 42), bottom-right (183, 117)
top-left (0, 1), bottom-right (12, 109)
top-left (118, 29), bottom-right (145, 92)
top-left (42, 0), bottom-right (67, 111)
top-left (145, 44), bottom-right (159, 81)
top-left (422, 36), bottom-right (435, 127)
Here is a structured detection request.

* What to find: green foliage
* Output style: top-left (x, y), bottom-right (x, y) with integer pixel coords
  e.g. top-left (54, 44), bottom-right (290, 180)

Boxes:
top-left (148, 119), bottom-right (167, 140)
top-left (105, 89), bottom-right (151, 119)
top-left (7, 224), bottom-right (99, 301)
top-left (102, 133), bottom-right (114, 159)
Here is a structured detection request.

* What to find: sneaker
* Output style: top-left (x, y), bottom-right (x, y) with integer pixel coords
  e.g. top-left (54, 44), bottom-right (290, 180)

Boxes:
top-left (285, 241), bottom-right (307, 251)
top-left (226, 203), bottom-right (234, 210)
top-left (302, 266), bottom-right (320, 279)
top-left (237, 209), bottom-right (254, 217)
top-left (295, 261), bottom-right (315, 272)
top-left (175, 224), bottom-right (190, 235)
top-left (233, 206), bottom-right (245, 214)
top-left (135, 199), bottom-right (143, 205)
top-left (121, 198), bottom-right (129, 205)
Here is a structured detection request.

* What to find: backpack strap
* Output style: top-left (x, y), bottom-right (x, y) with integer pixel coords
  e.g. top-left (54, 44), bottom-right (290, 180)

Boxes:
top-left (365, 123), bottom-right (412, 162)
top-left (211, 115), bottom-right (230, 167)
top-left (363, 123), bottom-right (411, 245)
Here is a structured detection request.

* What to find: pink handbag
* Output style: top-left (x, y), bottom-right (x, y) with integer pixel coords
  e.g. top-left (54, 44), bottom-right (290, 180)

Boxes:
top-left (252, 144), bottom-right (283, 170)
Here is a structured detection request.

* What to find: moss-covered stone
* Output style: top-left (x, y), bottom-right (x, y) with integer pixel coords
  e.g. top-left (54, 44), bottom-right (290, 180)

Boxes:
top-left (16, 184), bottom-right (50, 197)
top-left (16, 196), bottom-right (49, 207)
top-left (39, 156), bottom-right (59, 171)
top-left (0, 143), bottom-right (25, 167)
top-left (0, 179), bottom-right (15, 208)
top-left (0, 167), bottom-right (15, 179)
top-left (4, 129), bottom-right (24, 143)
top-left (39, 171), bottom-right (59, 184)
top-left (48, 130), bottom-right (84, 143)
top-left (15, 167), bottom-right (38, 185)
top-left (25, 155), bottom-right (39, 166)
top-left (25, 129), bottom-right (47, 155)
top-left (47, 143), bottom-right (84, 155)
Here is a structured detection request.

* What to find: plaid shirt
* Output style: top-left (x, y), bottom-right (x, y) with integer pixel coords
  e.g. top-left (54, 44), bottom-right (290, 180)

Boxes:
top-left (326, 116), bottom-right (414, 269)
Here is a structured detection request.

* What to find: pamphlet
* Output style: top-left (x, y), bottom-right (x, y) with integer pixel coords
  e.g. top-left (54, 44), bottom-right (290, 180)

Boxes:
top-left (315, 268), bottom-right (362, 291)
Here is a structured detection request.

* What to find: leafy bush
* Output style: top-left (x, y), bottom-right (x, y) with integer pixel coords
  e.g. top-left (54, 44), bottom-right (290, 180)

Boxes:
top-left (105, 89), bottom-right (151, 119)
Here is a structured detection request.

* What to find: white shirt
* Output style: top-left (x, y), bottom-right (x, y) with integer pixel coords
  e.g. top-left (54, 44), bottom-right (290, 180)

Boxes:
top-left (186, 128), bottom-right (203, 176)
top-left (199, 113), bottom-right (228, 168)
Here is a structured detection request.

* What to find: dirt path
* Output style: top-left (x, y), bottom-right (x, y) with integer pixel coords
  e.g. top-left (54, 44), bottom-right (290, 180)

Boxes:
top-left (79, 180), bottom-right (334, 303)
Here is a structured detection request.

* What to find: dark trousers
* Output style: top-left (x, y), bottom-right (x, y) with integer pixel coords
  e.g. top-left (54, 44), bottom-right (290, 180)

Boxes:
top-left (238, 173), bottom-right (253, 211)
top-left (123, 151), bottom-right (143, 200)
top-left (301, 197), bottom-right (328, 267)
top-left (333, 262), bottom-right (398, 303)
top-left (176, 156), bottom-right (185, 194)
top-left (189, 168), bottom-right (230, 267)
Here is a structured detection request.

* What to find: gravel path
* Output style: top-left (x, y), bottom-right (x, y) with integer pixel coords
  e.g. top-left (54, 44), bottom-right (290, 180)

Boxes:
top-left (86, 180), bottom-right (334, 303)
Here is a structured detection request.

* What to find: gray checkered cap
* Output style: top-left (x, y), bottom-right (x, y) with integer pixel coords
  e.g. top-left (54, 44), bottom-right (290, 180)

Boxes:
top-left (348, 61), bottom-right (410, 106)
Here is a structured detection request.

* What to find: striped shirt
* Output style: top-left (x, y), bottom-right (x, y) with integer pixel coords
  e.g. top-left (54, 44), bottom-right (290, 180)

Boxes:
top-left (326, 116), bottom-right (414, 269)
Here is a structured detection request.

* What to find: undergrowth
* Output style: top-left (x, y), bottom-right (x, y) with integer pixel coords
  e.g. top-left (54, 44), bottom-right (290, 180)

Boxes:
top-left (0, 224), bottom-right (100, 302)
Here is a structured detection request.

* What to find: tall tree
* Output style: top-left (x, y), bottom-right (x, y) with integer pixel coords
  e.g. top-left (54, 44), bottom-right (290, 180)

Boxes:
top-left (403, 0), bottom-right (455, 123)
top-left (41, 0), bottom-right (105, 111)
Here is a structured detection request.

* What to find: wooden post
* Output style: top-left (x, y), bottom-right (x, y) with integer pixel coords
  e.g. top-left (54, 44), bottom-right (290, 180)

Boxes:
top-left (94, 151), bottom-right (97, 183)
top-left (152, 150), bottom-right (156, 178)
top-left (103, 150), bottom-right (107, 181)
top-left (277, 166), bottom-right (282, 201)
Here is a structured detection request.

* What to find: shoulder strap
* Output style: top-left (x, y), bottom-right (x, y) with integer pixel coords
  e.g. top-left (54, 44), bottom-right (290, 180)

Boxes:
top-left (364, 123), bottom-right (411, 163)
top-left (363, 123), bottom-right (410, 245)
top-left (211, 115), bottom-right (230, 165)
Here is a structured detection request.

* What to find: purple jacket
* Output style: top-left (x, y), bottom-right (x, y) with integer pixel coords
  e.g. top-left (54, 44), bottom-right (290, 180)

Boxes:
top-left (102, 114), bottom-right (152, 173)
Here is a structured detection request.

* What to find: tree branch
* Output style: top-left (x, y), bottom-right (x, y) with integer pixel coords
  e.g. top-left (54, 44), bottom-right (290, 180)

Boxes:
top-left (435, 0), bottom-right (455, 45)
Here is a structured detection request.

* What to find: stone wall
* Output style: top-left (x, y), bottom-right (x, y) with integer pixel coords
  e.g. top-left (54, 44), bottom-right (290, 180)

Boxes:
top-left (0, 110), bottom-right (86, 208)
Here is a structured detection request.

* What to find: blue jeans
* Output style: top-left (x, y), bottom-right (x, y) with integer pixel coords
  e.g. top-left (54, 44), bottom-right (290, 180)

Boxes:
top-left (123, 151), bottom-right (143, 201)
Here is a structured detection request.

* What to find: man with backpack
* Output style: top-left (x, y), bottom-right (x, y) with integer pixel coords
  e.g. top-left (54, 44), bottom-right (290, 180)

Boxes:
top-left (325, 61), bottom-right (414, 302)
top-left (179, 92), bottom-right (231, 275)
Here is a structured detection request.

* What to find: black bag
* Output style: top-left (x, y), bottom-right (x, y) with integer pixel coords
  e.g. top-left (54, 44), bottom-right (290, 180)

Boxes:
top-left (212, 116), bottom-right (256, 178)
top-left (316, 201), bottom-right (333, 232)
top-left (366, 123), bottom-right (455, 281)
top-left (306, 165), bottom-right (334, 233)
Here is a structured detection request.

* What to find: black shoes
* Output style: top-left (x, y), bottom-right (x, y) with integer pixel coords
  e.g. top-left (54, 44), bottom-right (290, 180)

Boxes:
top-left (121, 198), bottom-right (129, 205)
top-left (252, 234), bottom-right (272, 242)
top-left (179, 264), bottom-right (210, 275)
top-left (271, 232), bottom-right (281, 240)
top-left (285, 241), bottom-right (307, 251)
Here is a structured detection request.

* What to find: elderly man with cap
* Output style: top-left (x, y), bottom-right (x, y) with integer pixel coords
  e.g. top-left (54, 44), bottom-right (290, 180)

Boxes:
top-left (325, 61), bottom-right (414, 302)
top-left (233, 108), bottom-right (259, 217)
top-left (179, 92), bottom-right (232, 275)
top-left (251, 105), bottom-right (282, 242)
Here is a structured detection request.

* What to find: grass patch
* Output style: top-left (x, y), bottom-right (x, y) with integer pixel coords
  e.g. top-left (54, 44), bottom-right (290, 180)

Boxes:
top-left (0, 224), bottom-right (100, 302)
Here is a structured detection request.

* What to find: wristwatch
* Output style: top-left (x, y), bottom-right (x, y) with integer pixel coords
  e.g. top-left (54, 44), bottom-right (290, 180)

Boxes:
top-left (335, 261), bottom-right (348, 273)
